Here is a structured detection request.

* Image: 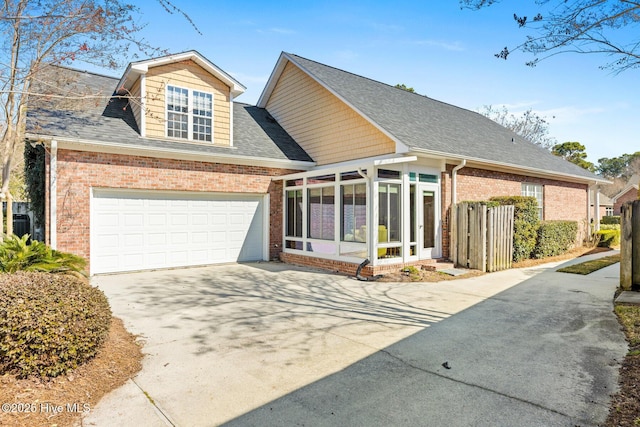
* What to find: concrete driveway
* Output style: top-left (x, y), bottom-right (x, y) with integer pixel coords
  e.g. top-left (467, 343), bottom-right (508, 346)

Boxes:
top-left (84, 253), bottom-right (627, 427)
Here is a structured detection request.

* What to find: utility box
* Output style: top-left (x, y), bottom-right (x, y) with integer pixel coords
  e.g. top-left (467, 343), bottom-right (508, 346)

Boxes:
top-left (13, 214), bottom-right (31, 240)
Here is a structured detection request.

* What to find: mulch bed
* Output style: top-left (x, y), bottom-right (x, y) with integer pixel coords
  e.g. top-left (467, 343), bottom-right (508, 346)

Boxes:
top-left (0, 317), bottom-right (143, 427)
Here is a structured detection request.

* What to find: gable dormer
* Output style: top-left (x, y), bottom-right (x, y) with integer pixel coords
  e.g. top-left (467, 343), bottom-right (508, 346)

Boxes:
top-left (117, 51), bottom-right (245, 146)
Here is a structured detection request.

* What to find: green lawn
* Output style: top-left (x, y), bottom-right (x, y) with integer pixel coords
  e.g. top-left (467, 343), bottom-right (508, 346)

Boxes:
top-left (556, 254), bottom-right (620, 275)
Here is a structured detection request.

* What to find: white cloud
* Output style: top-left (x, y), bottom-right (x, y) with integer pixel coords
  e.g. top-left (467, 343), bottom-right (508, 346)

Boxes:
top-left (412, 39), bottom-right (465, 51)
top-left (257, 27), bottom-right (296, 35)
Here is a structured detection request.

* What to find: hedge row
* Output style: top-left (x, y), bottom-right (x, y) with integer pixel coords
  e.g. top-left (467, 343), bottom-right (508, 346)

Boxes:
top-left (601, 216), bottom-right (620, 225)
top-left (533, 221), bottom-right (578, 259)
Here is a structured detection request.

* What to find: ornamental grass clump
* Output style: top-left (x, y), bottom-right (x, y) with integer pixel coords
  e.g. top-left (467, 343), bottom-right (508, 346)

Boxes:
top-left (0, 272), bottom-right (111, 378)
top-left (0, 234), bottom-right (86, 276)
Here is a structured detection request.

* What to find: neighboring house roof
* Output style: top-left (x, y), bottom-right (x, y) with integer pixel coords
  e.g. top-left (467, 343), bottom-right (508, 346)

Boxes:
top-left (590, 192), bottom-right (613, 206)
top-left (26, 66), bottom-right (313, 166)
top-left (259, 52), bottom-right (607, 184)
top-left (612, 174), bottom-right (640, 201)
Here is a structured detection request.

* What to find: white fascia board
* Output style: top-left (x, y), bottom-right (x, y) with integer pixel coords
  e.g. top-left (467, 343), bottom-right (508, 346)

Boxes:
top-left (273, 154), bottom-right (418, 181)
top-left (31, 135), bottom-right (315, 170)
top-left (279, 53), bottom-right (411, 154)
top-left (118, 51), bottom-right (246, 96)
top-left (409, 146), bottom-right (611, 185)
top-left (257, 52), bottom-right (289, 108)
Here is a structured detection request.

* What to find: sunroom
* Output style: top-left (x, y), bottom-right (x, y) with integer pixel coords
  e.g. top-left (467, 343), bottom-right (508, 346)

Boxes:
top-left (278, 155), bottom-right (444, 272)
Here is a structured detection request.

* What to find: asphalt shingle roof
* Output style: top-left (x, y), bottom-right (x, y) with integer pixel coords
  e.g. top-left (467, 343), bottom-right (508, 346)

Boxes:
top-left (286, 53), bottom-right (603, 182)
top-left (27, 67), bottom-right (312, 163)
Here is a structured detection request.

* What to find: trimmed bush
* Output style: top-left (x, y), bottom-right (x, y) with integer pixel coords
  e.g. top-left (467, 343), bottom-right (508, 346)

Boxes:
top-left (460, 200), bottom-right (501, 208)
top-left (601, 216), bottom-right (620, 225)
top-left (491, 196), bottom-right (540, 262)
top-left (0, 234), bottom-right (86, 276)
top-left (597, 229), bottom-right (621, 248)
top-left (600, 224), bottom-right (620, 231)
top-left (533, 221), bottom-right (578, 259)
top-left (0, 272), bottom-right (111, 378)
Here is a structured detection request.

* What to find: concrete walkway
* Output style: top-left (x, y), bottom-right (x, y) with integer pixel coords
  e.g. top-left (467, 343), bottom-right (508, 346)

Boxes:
top-left (84, 252), bottom-right (626, 427)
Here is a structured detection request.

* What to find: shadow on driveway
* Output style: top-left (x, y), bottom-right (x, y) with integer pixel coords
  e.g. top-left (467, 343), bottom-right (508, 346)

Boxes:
top-left (91, 260), bottom-right (626, 427)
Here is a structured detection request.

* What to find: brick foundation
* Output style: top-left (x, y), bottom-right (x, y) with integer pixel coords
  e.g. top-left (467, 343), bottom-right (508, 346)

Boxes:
top-left (280, 252), bottom-right (439, 277)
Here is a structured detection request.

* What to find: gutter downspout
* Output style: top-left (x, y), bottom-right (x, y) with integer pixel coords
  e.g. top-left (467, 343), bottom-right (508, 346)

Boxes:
top-left (451, 159), bottom-right (467, 205)
top-left (50, 140), bottom-right (57, 250)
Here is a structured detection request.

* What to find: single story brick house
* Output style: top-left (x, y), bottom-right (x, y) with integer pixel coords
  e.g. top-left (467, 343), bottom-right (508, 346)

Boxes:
top-left (612, 175), bottom-right (639, 215)
top-left (26, 51), bottom-right (608, 276)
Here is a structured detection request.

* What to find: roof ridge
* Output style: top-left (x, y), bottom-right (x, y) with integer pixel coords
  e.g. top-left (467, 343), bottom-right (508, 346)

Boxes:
top-left (286, 52), bottom-right (435, 100)
top-left (285, 52), bottom-right (529, 142)
top-left (44, 64), bottom-right (119, 81)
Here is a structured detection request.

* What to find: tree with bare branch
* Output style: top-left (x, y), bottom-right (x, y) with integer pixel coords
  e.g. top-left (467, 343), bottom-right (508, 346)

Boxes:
top-left (479, 105), bottom-right (557, 148)
top-left (0, 0), bottom-right (197, 239)
top-left (460, 0), bottom-right (640, 73)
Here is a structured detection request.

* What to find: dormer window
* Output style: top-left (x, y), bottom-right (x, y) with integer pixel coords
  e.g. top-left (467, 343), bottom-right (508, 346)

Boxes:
top-left (166, 85), bottom-right (212, 142)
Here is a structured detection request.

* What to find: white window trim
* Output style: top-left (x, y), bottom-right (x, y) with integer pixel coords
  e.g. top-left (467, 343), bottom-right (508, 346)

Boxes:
top-left (522, 182), bottom-right (544, 220)
top-left (165, 84), bottom-right (214, 142)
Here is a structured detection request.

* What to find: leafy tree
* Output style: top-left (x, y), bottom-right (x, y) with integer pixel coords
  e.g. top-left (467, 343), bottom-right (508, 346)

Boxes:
top-left (479, 105), bottom-right (556, 148)
top-left (395, 83), bottom-right (416, 93)
top-left (460, 0), bottom-right (640, 73)
top-left (551, 141), bottom-right (594, 171)
top-left (1, 0), bottom-right (197, 240)
top-left (596, 152), bottom-right (640, 179)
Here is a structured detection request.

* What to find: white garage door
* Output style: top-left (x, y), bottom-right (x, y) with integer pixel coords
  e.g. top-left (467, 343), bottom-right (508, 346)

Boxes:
top-left (91, 190), bottom-right (266, 274)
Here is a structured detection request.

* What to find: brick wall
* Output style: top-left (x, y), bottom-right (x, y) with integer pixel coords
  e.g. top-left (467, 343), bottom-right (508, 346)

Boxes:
top-left (46, 149), bottom-right (300, 271)
top-left (441, 165), bottom-right (590, 258)
top-left (280, 252), bottom-right (438, 277)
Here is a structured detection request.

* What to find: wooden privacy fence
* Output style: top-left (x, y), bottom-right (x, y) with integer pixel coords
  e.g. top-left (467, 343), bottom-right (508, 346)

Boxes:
top-left (451, 202), bottom-right (515, 272)
top-left (620, 200), bottom-right (640, 290)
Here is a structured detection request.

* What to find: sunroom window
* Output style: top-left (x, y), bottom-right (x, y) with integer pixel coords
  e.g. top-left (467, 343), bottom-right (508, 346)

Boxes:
top-left (286, 189), bottom-right (303, 237)
top-left (308, 187), bottom-right (335, 240)
top-left (378, 183), bottom-right (401, 242)
top-left (341, 183), bottom-right (367, 242)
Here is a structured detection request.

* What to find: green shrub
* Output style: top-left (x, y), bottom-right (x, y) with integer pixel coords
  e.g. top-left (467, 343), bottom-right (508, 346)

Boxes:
top-left (490, 196), bottom-right (540, 262)
top-left (460, 200), bottom-right (501, 208)
top-left (600, 224), bottom-right (620, 231)
top-left (402, 266), bottom-right (420, 275)
top-left (533, 221), bottom-right (578, 258)
top-left (597, 229), bottom-right (621, 247)
top-left (0, 234), bottom-right (86, 276)
top-left (601, 216), bottom-right (620, 225)
top-left (0, 272), bottom-right (111, 378)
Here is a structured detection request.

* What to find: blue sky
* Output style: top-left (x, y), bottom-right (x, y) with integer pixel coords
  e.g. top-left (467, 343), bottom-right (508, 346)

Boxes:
top-left (105, 0), bottom-right (639, 163)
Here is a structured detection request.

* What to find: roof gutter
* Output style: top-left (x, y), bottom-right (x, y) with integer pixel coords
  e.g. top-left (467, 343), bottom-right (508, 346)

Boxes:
top-left (409, 146), bottom-right (611, 185)
top-left (28, 134), bottom-right (316, 170)
top-left (451, 159), bottom-right (466, 205)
